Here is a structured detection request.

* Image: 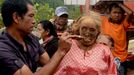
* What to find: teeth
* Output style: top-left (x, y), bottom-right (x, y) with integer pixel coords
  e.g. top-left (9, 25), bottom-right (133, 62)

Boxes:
top-left (78, 36), bottom-right (82, 38)
top-left (84, 38), bottom-right (91, 42)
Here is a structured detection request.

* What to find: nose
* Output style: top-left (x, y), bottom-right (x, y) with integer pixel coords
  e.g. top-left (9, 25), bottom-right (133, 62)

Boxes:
top-left (84, 30), bottom-right (90, 36)
top-left (32, 19), bottom-right (36, 25)
top-left (84, 33), bottom-right (89, 37)
top-left (115, 13), bottom-right (120, 17)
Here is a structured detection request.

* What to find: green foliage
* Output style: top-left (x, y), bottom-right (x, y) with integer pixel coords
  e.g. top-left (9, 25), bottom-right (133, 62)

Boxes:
top-left (37, 0), bottom-right (64, 9)
top-left (33, 0), bottom-right (81, 19)
top-left (34, 3), bottom-right (54, 24)
top-left (42, 0), bottom-right (81, 19)
top-left (0, 0), bottom-right (4, 6)
top-left (67, 5), bottom-right (81, 19)
top-left (0, 0), bottom-right (4, 28)
top-left (0, 14), bottom-right (4, 28)
top-left (0, 0), bottom-right (81, 28)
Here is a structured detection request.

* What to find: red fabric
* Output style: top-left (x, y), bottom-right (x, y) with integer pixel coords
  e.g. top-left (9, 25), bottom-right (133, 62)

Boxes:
top-left (127, 54), bottom-right (134, 60)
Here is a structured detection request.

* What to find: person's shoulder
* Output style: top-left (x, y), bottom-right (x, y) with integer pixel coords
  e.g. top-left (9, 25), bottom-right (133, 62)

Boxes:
top-left (0, 32), bottom-right (13, 49)
top-left (0, 32), bottom-right (9, 41)
top-left (28, 34), bottom-right (40, 40)
top-left (47, 37), bottom-right (59, 45)
top-left (96, 43), bottom-right (110, 51)
top-left (26, 34), bottom-right (40, 45)
top-left (52, 37), bottom-right (59, 42)
top-left (101, 15), bottom-right (108, 21)
top-left (0, 27), bottom-right (5, 35)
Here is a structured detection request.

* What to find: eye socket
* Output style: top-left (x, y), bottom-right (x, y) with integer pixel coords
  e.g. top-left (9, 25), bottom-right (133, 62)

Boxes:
top-left (28, 14), bottom-right (34, 17)
top-left (81, 27), bottom-right (87, 31)
top-left (81, 27), bottom-right (96, 32)
top-left (89, 28), bottom-right (96, 32)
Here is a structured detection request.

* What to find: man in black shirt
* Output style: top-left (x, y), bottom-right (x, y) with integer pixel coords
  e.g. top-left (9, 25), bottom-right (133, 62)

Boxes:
top-left (0, 0), bottom-right (71, 75)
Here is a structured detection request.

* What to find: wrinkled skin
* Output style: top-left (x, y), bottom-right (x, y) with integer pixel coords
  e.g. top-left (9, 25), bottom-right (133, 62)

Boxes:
top-left (79, 19), bottom-right (99, 47)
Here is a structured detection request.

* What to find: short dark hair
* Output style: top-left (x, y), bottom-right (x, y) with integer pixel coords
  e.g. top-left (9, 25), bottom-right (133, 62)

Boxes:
top-left (1, 0), bottom-right (33, 27)
top-left (39, 20), bottom-right (58, 37)
top-left (60, 14), bottom-right (68, 18)
top-left (108, 3), bottom-right (125, 14)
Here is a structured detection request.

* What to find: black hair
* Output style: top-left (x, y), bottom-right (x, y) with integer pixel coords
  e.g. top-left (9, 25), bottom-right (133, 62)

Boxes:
top-left (60, 14), bottom-right (68, 18)
top-left (108, 3), bottom-right (125, 14)
top-left (39, 20), bottom-right (58, 37)
top-left (1, 0), bottom-right (33, 27)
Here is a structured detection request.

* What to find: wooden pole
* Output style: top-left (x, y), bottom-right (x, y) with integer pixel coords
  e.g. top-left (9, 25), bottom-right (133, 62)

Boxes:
top-left (85, 0), bottom-right (90, 15)
top-left (80, 5), bottom-right (83, 14)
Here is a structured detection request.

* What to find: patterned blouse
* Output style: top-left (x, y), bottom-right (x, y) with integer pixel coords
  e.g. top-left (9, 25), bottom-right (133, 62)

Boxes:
top-left (54, 40), bottom-right (117, 75)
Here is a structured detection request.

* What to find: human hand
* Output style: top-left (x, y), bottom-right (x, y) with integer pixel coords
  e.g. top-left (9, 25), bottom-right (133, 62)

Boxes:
top-left (58, 32), bottom-right (83, 56)
top-left (57, 32), bottom-right (62, 37)
top-left (57, 32), bottom-right (71, 56)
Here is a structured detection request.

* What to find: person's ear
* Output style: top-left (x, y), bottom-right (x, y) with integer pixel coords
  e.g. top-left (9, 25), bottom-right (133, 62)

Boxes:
top-left (47, 29), bottom-right (50, 35)
top-left (44, 29), bottom-right (50, 35)
top-left (97, 31), bottom-right (100, 37)
top-left (13, 12), bottom-right (21, 24)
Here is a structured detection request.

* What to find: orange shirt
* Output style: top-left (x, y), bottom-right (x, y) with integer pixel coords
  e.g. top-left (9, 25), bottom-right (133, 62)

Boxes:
top-left (101, 16), bottom-right (130, 62)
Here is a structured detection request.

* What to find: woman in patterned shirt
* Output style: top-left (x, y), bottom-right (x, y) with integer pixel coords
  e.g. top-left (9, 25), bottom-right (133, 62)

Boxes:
top-left (54, 11), bottom-right (117, 75)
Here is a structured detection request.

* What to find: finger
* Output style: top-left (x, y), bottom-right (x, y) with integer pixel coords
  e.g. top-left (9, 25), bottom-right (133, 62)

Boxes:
top-left (66, 39), bottom-right (72, 44)
top-left (61, 32), bottom-right (69, 37)
top-left (68, 35), bottom-right (83, 39)
top-left (57, 32), bottom-right (69, 36)
top-left (57, 33), bottom-right (63, 36)
top-left (60, 32), bottom-right (70, 39)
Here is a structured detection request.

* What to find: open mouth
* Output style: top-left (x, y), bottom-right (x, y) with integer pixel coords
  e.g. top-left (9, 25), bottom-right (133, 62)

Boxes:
top-left (83, 37), bottom-right (91, 42)
top-left (113, 18), bottom-right (119, 21)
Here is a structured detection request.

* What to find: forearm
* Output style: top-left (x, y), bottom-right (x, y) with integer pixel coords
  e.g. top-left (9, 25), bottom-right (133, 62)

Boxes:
top-left (14, 32), bottom-right (71, 75)
top-left (35, 50), bottom-right (64, 75)
top-left (118, 3), bottom-right (133, 15)
top-left (35, 32), bottom-right (71, 75)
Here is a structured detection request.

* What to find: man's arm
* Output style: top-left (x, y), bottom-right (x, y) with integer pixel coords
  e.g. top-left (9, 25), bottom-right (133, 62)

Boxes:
top-left (39, 52), bottom-right (50, 65)
top-left (14, 50), bottom-right (66, 75)
top-left (14, 32), bottom-right (71, 75)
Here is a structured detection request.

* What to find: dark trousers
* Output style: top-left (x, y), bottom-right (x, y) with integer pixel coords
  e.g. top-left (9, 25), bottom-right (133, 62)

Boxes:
top-left (118, 61), bottom-right (127, 75)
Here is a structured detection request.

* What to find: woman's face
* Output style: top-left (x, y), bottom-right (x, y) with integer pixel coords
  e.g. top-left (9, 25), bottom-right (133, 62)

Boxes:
top-left (37, 23), bottom-right (48, 38)
top-left (79, 19), bottom-right (99, 46)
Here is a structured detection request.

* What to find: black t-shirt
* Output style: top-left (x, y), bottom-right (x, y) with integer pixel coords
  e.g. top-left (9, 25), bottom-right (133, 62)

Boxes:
top-left (0, 32), bottom-right (45, 75)
top-left (44, 37), bottom-right (59, 58)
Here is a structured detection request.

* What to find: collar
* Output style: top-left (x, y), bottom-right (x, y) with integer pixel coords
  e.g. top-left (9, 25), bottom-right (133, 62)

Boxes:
top-left (4, 31), bottom-right (32, 47)
top-left (42, 35), bottom-right (54, 47)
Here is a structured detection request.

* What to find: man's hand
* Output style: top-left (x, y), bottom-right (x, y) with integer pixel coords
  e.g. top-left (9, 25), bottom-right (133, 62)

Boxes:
top-left (58, 32), bottom-right (72, 56)
top-left (58, 32), bottom-right (84, 56)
